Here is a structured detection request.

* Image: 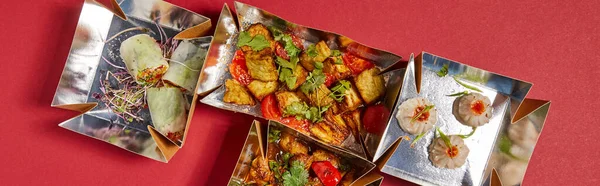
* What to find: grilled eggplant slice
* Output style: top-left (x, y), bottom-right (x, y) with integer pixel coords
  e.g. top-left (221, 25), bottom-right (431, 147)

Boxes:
top-left (275, 91), bottom-right (303, 114)
top-left (323, 57), bottom-right (352, 80)
top-left (247, 80), bottom-right (278, 101)
top-left (354, 68), bottom-right (385, 105)
top-left (305, 84), bottom-right (335, 107)
top-left (279, 132), bottom-right (309, 155)
top-left (223, 79), bottom-right (256, 105)
top-left (342, 110), bottom-right (362, 141)
top-left (310, 121), bottom-right (349, 146)
top-left (244, 48), bottom-right (278, 82)
top-left (300, 41), bottom-right (331, 71)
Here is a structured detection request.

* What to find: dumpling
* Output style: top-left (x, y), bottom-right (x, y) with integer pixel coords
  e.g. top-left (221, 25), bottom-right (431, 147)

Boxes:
top-left (429, 135), bottom-right (470, 169)
top-left (396, 97), bottom-right (437, 135)
top-left (455, 93), bottom-right (492, 127)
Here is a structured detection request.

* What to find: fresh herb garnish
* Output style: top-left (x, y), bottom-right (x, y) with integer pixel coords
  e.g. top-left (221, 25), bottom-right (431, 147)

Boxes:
top-left (328, 80), bottom-right (351, 102)
top-left (268, 129), bottom-right (281, 143)
top-left (236, 31), bottom-right (270, 51)
top-left (453, 77), bottom-right (483, 93)
top-left (446, 91), bottom-right (469, 97)
top-left (437, 63), bottom-right (449, 77)
top-left (300, 69), bottom-right (326, 95)
top-left (269, 27), bottom-right (301, 58)
top-left (410, 133), bottom-right (426, 148)
top-left (282, 161), bottom-right (309, 186)
top-left (331, 50), bottom-right (342, 57)
top-left (314, 62), bottom-right (324, 69)
top-left (284, 102), bottom-right (329, 123)
top-left (276, 56), bottom-right (301, 89)
top-left (436, 127), bottom-right (452, 148)
top-left (459, 127), bottom-right (477, 139)
top-left (306, 44), bottom-right (318, 57)
top-left (411, 105), bottom-right (434, 123)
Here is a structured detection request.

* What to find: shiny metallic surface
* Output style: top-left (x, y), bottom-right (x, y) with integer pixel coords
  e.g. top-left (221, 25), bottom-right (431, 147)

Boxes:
top-left (200, 2), bottom-right (404, 157)
top-left (374, 52), bottom-right (542, 186)
top-left (52, 0), bottom-right (210, 161)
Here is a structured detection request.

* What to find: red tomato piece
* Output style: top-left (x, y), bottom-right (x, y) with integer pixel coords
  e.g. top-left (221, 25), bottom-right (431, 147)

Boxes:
top-left (311, 161), bottom-right (342, 186)
top-left (362, 104), bottom-right (390, 135)
top-left (229, 50), bottom-right (252, 85)
top-left (342, 53), bottom-right (375, 75)
top-left (290, 34), bottom-right (304, 50)
top-left (280, 117), bottom-right (310, 133)
top-left (274, 42), bottom-right (290, 60)
top-left (324, 73), bottom-right (336, 87)
top-left (261, 94), bottom-right (282, 120)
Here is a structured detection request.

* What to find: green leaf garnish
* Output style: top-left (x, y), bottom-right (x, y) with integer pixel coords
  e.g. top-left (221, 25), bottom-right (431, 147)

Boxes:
top-left (437, 63), bottom-right (449, 77)
top-left (300, 69), bottom-right (326, 95)
top-left (306, 44), bottom-right (318, 57)
top-left (446, 91), bottom-right (469, 97)
top-left (453, 77), bottom-right (483, 93)
top-left (411, 105), bottom-right (435, 123)
top-left (328, 80), bottom-right (351, 102)
top-left (283, 102), bottom-right (329, 123)
top-left (459, 127), bottom-right (477, 139)
top-left (237, 31), bottom-right (270, 51)
top-left (410, 133), bottom-right (426, 148)
top-left (268, 129), bottom-right (281, 143)
top-left (314, 62), bottom-right (324, 69)
top-left (282, 161), bottom-right (309, 186)
top-left (276, 56), bottom-right (300, 90)
top-left (331, 50), bottom-right (342, 57)
top-left (436, 127), bottom-right (453, 148)
top-left (281, 35), bottom-right (301, 58)
top-left (334, 57), bottom-right (343, 64)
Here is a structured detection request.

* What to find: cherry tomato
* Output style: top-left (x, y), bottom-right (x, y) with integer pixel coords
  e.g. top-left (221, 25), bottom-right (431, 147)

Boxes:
top-left (280, 117), bottom-right (310, 134)
top-left (324, 73), bottom-right (336, 87)
top-left (261, 94), bottom-right (281, 120)
top-left (229, 50), bottom-right (252, 85)
top-left (342, 53), bottom-right (375, 75)
top-left (290, 34), bottom-right (304, 50)
top-left (274, 42), bottom-right (290, 60)
top-left (311, 161), bottom-right (342, 186)
top-left (362, 104), bottom-right (390, 135)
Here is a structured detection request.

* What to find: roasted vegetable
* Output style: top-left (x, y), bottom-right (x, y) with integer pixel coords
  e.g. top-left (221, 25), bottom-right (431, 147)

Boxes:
top-left (310, 121), bottom-right (350, 146)
top-left (312, 161), bottom-right (342, 186)
top-left (342, 110), bottom-right (362, 141)
top-left (244, 47), bottom-right (278, 82)
top-left (247, 80), bottom-right (278, 101)
top-left (246, 23), bottom-right (275, 49)
top-left (311, 150), bottom-right (340, 168)
top-left (223, 79), bottom-right (256, 105)
top-left (248, 156), bottom-right (274, 185)
top-left (275, 91), bottom-right (303, 115)
top-left (305, 84), bottom-right (335, 107)
top-left (300, 41), bottom-right (331, 71)
top-left (323, 57), bottom-right (352, 81)
top-left (354, 68), bottom-right (385, 104)
top-left (279, 132), bottom-right (309, 155)
top-left (337, 83), bottom-right (363, 112)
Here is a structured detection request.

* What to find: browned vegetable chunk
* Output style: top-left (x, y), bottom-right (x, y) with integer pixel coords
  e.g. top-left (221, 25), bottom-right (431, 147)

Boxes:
top-left (311, 149), bottom-right (340, 168)
top-left (354, 68), bottom-right (385, 104)
top-left (304, 84), bottom-right (335, 107)
top-left (289, 154), bottom-right (313, 170)
top-left (247, 156), bottom-right (273, 185)
top-left (275, 91), bottom-right (303, 115)
top-left (300, 41), bottom-right (331, 71)
top-left (244, 48), bottom-right (278, 82)
top-left (339, 170), bottom-right (356, 186)
top-left (290, 64), bottom-right (308, 90)
top-left (247, 80), bottom-right (278, 101)
top-left (342, 110), bottom-right (362, 141)
top-left (323, 57), bottom-right (352, 80)
top-left (278, 132), bottom-right (309, 155)
top-left (246, 23), bottom-right (275, 49)
top-left (310, 121), bottom-right (349, 146)
top-left (337, 83), bottom-right (363, 113)
top-left (223, 79), bottom-right (255, 105)
top-left (307, 177), bottom-right (325, 186)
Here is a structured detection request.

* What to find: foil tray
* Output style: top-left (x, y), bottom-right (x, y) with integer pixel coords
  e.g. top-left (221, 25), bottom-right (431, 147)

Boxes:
top-left (373, 52), bottom-right (551, 186)
top-left (199, 2), bottom-right (404, 158)
top-left (228, 120), bottom-right (383, 186)
top-left (51, 0), bottom-right (212, 162)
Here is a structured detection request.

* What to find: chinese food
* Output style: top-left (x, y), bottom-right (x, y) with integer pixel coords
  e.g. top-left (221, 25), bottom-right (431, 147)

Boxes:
top-left (147, 87), bottom-right (188, 142)
top-left (455, 92), bottom-right (492, 127)
top-left (223, 23), bottom-right (387, 147)
top-left (243, 129), bottom-right (357, 186)
top-left (162, 40), bottom-right (208, 93)
top-left (396, 97), bottom-right (437, 135)
top-left (119, 34), bottom-right (169, 85)
top-left (429, 128), bottom-right (470, 169)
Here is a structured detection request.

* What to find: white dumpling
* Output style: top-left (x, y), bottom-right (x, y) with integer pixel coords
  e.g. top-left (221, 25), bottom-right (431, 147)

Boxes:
top-left (396, 97), bottom-right (437, 135)
top-left (429, 135), bottom-right (470, 169)
top-left (508, 119), bottom-right (539, 149)
top-left (456, 93), bottom-right (492, 127)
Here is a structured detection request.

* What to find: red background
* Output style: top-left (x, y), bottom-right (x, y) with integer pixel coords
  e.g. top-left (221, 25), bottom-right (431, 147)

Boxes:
top-left (2, 0), bottom-right (599, 185)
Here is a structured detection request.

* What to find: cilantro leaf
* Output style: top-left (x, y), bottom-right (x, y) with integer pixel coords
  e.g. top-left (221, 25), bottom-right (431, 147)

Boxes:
top-left (283, 102), bottom-right (329, 123)
top-left (306, 44), bottom-right (318, 57)
top-left (334, 56), bottom-right (343, 64)
top-left (300, 69), bottom-right (326, 95)
top-left (268, 129), bottom-right (281, 143)
top-left (276, 56), bottom-right (297, 69)
top-left (236, 31), bottom-right (270, 51)
top-left (282, 161), bottom-right (309, 186)
top-left (437, 63), bottom-right (449, 77)
top-left (331, 50), bottom-right (342, 57)
top-left (276, 57), bottom-right (300, 90)
top-left (314, 62), bottom-right (324, 69)
top-left (282, 35), bottom-right (301, 58)
top-left (329, 80), bottom-right (351, 102)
